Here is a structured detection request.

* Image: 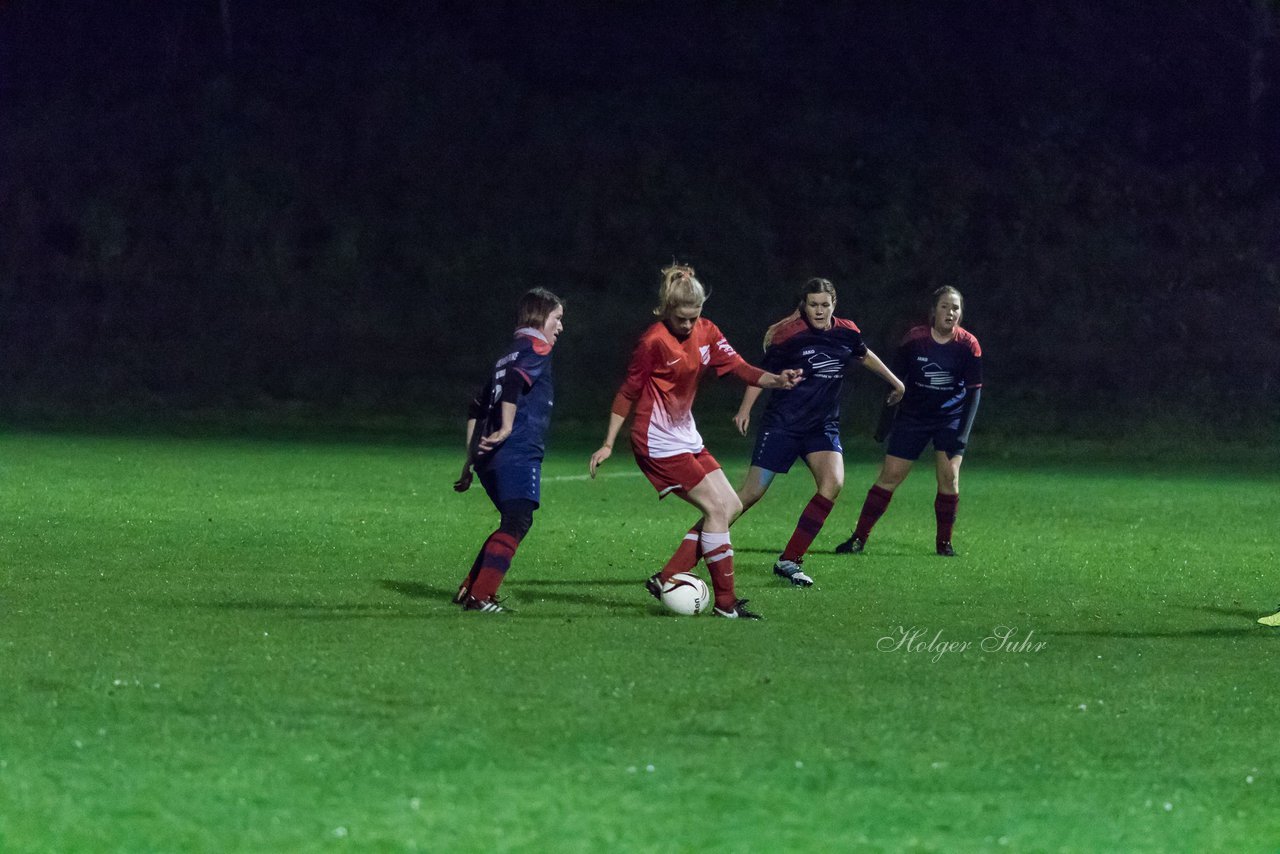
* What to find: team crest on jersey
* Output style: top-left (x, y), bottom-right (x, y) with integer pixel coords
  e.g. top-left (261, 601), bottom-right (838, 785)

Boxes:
top-left (807, 351), bottom-right (843, 378)
top-left (699, 345), bottom-right (711, 365)
top-left (922, 362), bottom-right (954, 388)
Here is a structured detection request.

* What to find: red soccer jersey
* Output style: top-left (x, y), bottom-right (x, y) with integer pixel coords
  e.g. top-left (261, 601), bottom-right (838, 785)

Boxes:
top-left (612, 318), bottom-right (763, 458)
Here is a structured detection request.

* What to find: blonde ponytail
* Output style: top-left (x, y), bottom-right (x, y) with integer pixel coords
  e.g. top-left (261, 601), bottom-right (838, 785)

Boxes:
top-left (653, 263), bottom-right (706, 318)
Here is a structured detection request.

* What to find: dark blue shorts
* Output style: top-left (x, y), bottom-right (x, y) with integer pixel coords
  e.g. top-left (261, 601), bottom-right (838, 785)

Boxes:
top-left (885, 416), bottom-right (964, 461)
top-left (751, 427), bottom-right (843, 474)
top-left (477, 461), bottom-right (542, 508)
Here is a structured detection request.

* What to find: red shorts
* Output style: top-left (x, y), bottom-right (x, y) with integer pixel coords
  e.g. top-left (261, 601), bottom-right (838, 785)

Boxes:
top-left (635, 449), bottom-right (721, 498)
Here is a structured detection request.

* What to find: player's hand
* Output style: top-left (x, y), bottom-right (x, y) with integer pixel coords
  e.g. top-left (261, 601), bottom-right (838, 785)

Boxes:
top-left (777, 368), bottom-right (803, 390)
top-left (589, 445), bottom-right (613, 478)
top-left (477, 427), bottom-right (511, 452)
top-left (453, 466), bottom-right (473, 493)
top-left (733, 411), bottom-right (750, 436)
top-left (887, 384), bottom-right (904, 406)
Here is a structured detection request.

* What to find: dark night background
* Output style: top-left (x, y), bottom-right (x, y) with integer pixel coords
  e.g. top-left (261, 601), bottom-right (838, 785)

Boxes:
top-left (2, 1), bottom-right (1278, 437)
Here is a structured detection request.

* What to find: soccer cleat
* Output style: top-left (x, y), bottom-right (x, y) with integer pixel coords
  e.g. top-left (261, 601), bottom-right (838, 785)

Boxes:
top-left (462, 595), bottom-right (508, 613)
top-left (936, 541), bottom-right (957, 557)
top-left (644, 573), bottom-right (664, 600)
top-left (835, 534), bottom-right (865, 554)
top-left (1259, 608), bottom-right (1280, 627)
top-left (713, 598), bottom-right (763, 620)
top-left (772, 559), bottom-right (814, 587)
top-left (451, 585), bottom-right (470, 605)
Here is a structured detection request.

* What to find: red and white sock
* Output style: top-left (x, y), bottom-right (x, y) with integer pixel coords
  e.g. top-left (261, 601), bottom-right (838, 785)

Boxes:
top-left (700, 530), bottom-right (736, 609)
top-left (658, 523), bottom-right (703, 583)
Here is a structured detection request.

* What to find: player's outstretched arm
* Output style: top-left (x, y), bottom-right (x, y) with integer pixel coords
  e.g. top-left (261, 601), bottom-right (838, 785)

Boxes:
top-left (759, 368), bottom-right (803, 390)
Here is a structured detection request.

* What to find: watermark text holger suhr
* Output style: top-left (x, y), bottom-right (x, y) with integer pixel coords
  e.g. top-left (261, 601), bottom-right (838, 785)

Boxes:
top-left (878, 626), bottom-right (1048, 663)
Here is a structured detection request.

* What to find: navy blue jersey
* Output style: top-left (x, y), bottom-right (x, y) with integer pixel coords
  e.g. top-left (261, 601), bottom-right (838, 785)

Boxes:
top-left (470, 328), bottom-right (555, 469)
top-left (758, 314), bottom-right (868, 433)
top-left (894, 325), bottom-right (982, 421)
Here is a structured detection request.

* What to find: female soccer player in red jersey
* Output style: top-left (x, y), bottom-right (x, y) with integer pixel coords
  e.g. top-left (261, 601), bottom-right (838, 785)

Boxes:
top-left (588, 264), bottom-right (802, 619)
top-left (453, 288), bottom-right (564, 613)
top-left (836, 286), bottom-right (982, 557)
top-left (731, 278), bottom-right (904, 586)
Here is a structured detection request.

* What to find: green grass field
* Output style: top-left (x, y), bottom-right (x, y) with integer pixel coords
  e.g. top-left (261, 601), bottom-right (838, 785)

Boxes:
top-left (2, 427), bottom-right (1278, 852)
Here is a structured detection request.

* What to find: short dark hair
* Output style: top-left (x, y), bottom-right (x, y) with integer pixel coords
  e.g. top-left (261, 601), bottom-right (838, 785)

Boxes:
top-left (516, 288), bottom-right (564, 328)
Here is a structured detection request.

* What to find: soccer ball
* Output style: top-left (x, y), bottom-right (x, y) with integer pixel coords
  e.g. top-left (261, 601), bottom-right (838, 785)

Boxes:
top-left (660, 572), bottom-right (711, 616)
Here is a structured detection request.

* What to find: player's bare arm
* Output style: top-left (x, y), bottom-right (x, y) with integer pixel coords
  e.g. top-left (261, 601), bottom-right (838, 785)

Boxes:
top-left (759, 368), bottom-right (803, 390)
top-left (734, 386), bottom-right (764, 436)
top-left (477, 401), bottom-right (517, 452)
top-left (861, 349), bottom-right (906, 405)
top-left (589, 411), bottom-right (627, 478)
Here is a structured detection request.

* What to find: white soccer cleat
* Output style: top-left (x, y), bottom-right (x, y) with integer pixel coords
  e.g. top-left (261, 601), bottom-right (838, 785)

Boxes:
top-left (772, 559), bottom-right (814, 587)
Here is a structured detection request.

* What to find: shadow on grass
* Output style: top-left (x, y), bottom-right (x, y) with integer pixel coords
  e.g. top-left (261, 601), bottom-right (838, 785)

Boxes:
top-left (379, 579), bottom-right (453, 599)
top-left (379, 577), bottom-right (651, 613)
top-left (1191, 604), bottom-right (1275, 620)
top-left (1053, 628), bottom-right (1267, 639)
top-left (194, 599), bottom-right (428, 619)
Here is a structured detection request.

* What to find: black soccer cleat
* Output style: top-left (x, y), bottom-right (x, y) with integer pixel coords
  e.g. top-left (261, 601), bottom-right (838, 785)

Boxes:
top-left (462, 595), bottom-right (509, 613)
top-left (451, 585), bottom-right (470, 606)
top-left (936, 541), bottom-right (957, 557)
top-left (835, 534), bottom-right (865, 554)
top-left (644, 573), bottom-right (664, 600)
top-left (713, 598), bottom-right (763, 620)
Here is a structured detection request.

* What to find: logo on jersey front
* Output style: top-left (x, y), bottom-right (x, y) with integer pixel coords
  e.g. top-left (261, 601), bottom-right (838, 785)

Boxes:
top-left (806, 351), bottom-right (844, 379)
top-left (920, 361), bottom-right (954, 388)
top-left (699, 344), bottom-right (711, 365)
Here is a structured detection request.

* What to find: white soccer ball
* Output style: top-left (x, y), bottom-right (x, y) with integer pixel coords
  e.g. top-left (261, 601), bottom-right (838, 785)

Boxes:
top-left (660, 572), bottom-right (711, 616)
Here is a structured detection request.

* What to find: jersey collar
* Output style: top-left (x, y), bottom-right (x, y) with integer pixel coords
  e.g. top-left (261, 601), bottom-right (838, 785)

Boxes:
top-left (515, 326), bottom-right (553, 354)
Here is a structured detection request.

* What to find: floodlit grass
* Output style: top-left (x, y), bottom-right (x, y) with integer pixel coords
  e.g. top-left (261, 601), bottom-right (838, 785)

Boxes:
top-left (1, 428), bottom-right (1278, 852)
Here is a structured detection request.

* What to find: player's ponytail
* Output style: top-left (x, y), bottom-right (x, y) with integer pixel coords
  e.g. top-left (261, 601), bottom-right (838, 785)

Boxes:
top-left (654, 264), bottom-right (706, 318)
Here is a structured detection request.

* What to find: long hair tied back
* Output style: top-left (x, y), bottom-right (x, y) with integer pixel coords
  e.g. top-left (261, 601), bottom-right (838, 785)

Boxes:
top-left (797, 277), bottom-right (837, 309)
top-left (654, 263), bottom-right (706, 317)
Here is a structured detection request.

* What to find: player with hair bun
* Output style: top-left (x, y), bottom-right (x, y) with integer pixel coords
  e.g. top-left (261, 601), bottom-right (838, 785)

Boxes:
top-left (732, 278), bottom-right (904, 586)
top-left (836, 286), bottom-right (983, 557)
top-left (452, 288), bottom-right (565, 613)
top-left (589, 263), bottom-right (802, 619)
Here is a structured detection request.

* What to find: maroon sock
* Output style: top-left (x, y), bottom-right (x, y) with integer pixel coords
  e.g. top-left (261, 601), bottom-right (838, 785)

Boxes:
top-left (781, 494), bottom-right (835, 562)
top-left (935, 492), bottom-right (959, 545)
top-left (854, 485), bottom-right (894, 541)
top-left (658, 523), bottom-right (703, 582)
top-left (467, 531), bottom-right (520, 601)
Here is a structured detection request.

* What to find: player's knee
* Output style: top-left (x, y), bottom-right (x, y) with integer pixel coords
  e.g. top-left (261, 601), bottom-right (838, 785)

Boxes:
top-left (499, 502), bottom-right (536, 542)
top-left (877, 472), bottom-right (904, 491)
top-left (707, 494), bottom-right (741, 528)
